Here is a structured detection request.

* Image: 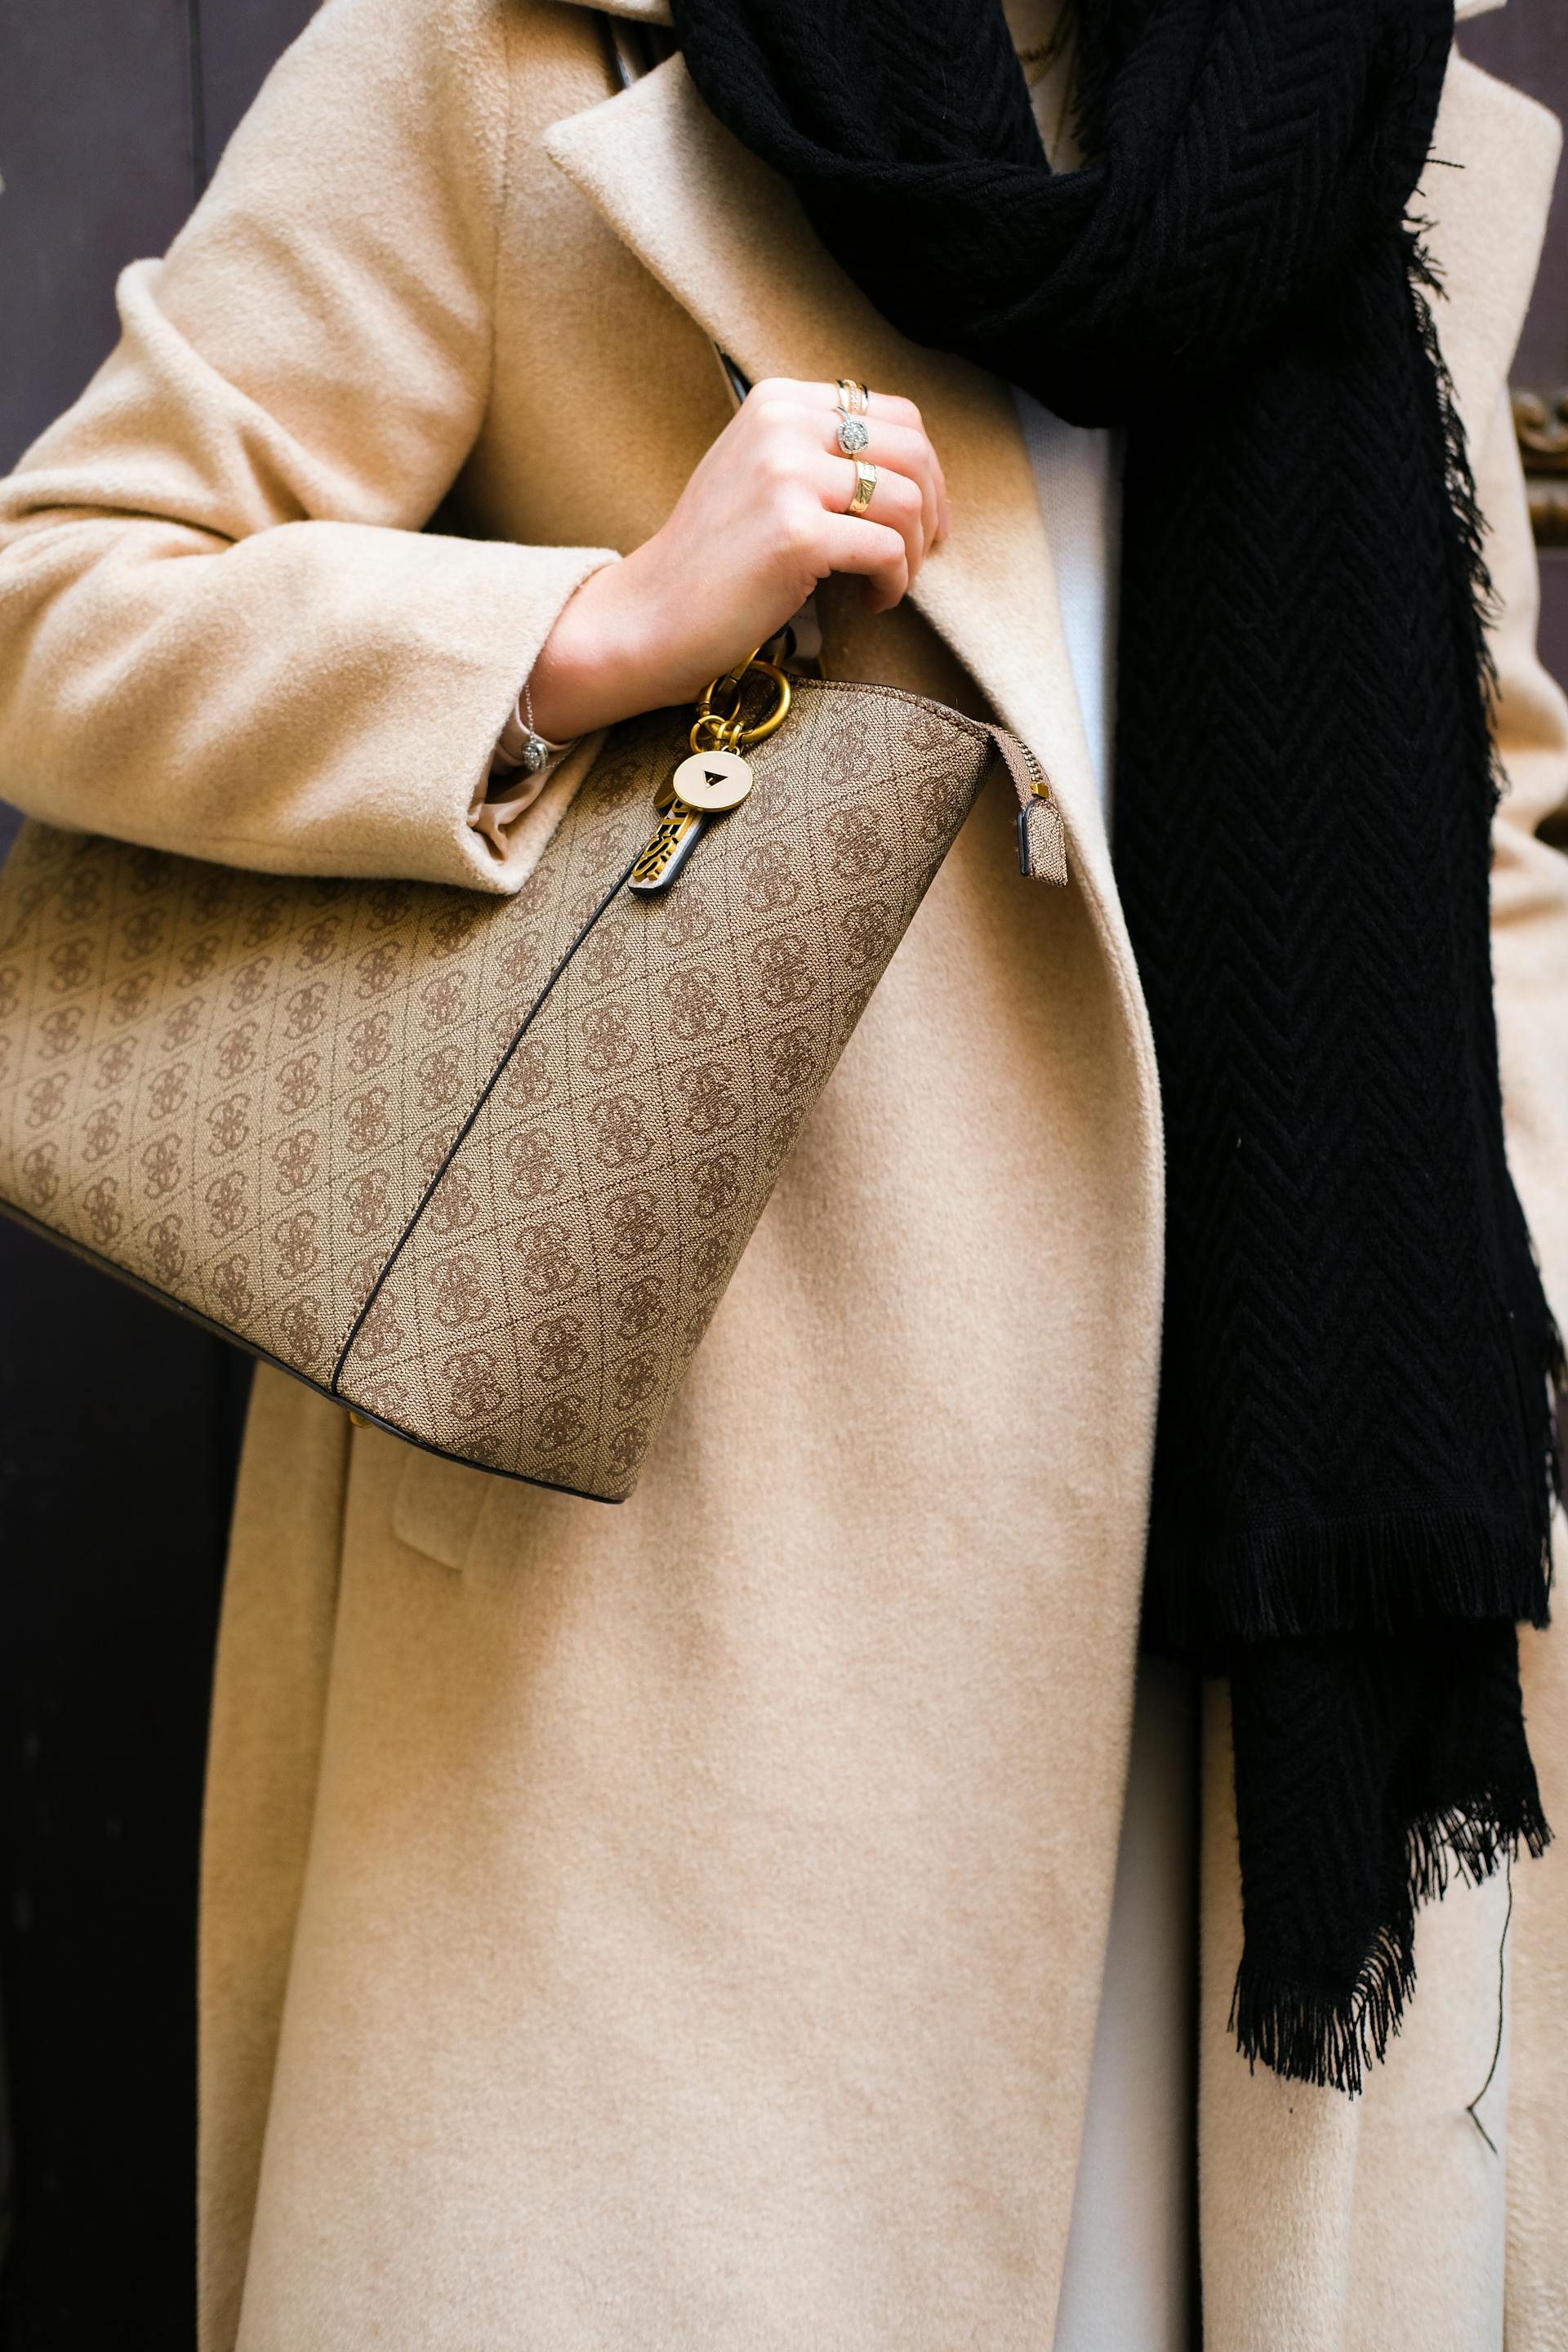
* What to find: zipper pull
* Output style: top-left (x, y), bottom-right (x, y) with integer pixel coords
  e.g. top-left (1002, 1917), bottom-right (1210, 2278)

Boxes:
top-left (990, 730), bottom-right (1067, 885)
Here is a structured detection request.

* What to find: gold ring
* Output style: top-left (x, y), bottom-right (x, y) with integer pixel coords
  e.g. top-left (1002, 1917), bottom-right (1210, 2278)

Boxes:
top-left (845, 458), bottom-right (877, 519)
top-left (836, 378), bottom-right (870, 416)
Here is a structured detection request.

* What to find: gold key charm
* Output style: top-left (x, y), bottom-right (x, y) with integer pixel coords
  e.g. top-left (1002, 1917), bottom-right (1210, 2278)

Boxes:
top-left (629, 749), bottom-right (753, 895)
top-left (668, 746), bottom-right (754, 812)
top-left (629, 797), bottom-right (708, 894)
top-left (630, 654), bottom-right (790, 896)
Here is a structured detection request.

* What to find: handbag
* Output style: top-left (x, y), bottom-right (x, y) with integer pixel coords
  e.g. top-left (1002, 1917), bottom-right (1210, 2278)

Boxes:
top-left (0, 658), bottom-right (1064, 1499)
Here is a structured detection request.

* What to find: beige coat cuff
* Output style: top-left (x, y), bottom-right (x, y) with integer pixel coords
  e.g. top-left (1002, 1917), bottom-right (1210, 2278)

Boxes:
top-left (0, 496), bottom-right (618, 893)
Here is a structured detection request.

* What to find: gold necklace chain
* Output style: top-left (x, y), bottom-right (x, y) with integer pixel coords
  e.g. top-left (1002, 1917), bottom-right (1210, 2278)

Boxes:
top-left (1015, 23), bottom-right (1070, 87)
top-left (1015, 16), bottom-right (1078, 159)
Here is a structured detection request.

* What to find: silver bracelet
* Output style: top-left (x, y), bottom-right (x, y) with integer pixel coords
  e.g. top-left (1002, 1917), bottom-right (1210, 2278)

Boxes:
top-left (515, 678), bottom-right (554, 776)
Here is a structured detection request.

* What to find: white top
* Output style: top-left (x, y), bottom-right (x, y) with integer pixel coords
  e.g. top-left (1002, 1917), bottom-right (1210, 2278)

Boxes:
top-left (1013, 394), bottom-right (1198, 2352)
top-left (1004, 27), bottom-right (1197, 2341)
top-left (1013, 392), bottom-right (1120, 820)
top-left (1017, 395), bottom-right (1198, 2352)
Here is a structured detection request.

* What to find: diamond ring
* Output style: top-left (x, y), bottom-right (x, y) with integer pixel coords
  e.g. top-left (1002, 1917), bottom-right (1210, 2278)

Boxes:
top-left (836, 407), bottom-right (871, 457)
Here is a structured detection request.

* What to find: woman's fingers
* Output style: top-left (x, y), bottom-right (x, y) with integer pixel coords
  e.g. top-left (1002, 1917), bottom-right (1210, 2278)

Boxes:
top-left (817, 383), bottom-right (950, 544)
top-left (862, 393), bottom-right (949, 544)
top-left (814, 514), bottom-right (911, 613)
top-left (747, 377), bottom-right (951, 550)
top-left (817, 453), bottom-right (926, 588)
top-left (532, 378), bottom-right (949, 733)
top-left (810, 414), bottom-right (945, 553)
top-left (791, 381), bottom-right (923, 434)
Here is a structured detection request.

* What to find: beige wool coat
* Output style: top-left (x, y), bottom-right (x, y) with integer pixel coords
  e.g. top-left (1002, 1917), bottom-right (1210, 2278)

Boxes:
top-left (1, 0), bottom-right (1566, 2344)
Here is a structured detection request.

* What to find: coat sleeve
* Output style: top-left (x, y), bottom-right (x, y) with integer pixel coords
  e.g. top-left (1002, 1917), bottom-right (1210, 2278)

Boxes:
top-left (1484, 385), bottom-right (1568, 1326)
top-left (0, 0), bottom-right (618, 893)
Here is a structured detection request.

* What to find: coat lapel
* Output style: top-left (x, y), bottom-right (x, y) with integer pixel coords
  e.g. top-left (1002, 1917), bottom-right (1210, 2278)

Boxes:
top-left (542, 42), bottom-right (1115, 880)
top-left (546, 11), bottom-right (1563, 889)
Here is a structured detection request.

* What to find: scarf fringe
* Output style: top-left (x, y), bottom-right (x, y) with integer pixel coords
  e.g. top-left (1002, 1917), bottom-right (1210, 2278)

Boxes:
top-left (1231, 1788), bottom-right (1552, 2096)
top-left (1152, 1506), bottom-right (1554, 1654)
top-left (1405, 204), bottom-right (1566, 1547)
top-left (1231, 1917), bottom-right (1415, 2097)
top-left (1404, 216), bottom-right (1503, 699)
top-left (1407, 1787), bottom-right (1552, 1904)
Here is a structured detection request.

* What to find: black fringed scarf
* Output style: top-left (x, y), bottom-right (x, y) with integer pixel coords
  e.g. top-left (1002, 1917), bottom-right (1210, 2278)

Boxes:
top-left (669, 0), bottom-right (1566, 2088)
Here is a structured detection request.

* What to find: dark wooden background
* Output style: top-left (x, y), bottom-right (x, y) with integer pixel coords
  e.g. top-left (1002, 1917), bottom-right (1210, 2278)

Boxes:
top-left (0, 9), bottom-right (312, 2342)
top-left (1464, 5), bottom-right (1568, 665)
top-left (0, 5), bottom-right (1562, 2343)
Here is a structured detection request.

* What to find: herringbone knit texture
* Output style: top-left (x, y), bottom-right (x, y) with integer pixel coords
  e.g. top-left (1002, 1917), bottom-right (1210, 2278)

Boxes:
top-left (670, 0), bottom-right (1566, 2087)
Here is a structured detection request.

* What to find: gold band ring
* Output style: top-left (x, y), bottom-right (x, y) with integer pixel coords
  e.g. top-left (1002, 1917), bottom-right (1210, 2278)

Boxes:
top-left (836, 377), bottom-right (870, 416)
top-left (845, 459), bottom-right (878, 519)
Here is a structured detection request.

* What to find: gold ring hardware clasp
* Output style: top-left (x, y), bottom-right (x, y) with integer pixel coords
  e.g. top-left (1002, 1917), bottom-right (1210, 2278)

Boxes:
top-left (692, 653), bottom-right (792, 752)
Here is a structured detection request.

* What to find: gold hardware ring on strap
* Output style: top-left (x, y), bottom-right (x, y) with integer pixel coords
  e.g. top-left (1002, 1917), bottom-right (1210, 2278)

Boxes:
top-left (845, 459), bottom-right (878, 519)
top-left (653, 652), bottom-right (795, 813)
top-left (691, 652), bottom-right (793, 751)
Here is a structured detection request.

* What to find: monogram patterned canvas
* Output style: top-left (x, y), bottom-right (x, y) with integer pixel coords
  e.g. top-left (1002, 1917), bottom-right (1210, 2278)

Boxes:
top-left (0, 683), bottom-right (1038, 1499)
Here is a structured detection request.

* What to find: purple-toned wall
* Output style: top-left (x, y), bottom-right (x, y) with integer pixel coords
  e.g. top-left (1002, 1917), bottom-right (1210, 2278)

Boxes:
top-left (0, 0), bottom-right (318, 470)
top-left (0, 10), bottom-right (313, 2342)
top-left (1462, 7), bottom-right (1568, 692)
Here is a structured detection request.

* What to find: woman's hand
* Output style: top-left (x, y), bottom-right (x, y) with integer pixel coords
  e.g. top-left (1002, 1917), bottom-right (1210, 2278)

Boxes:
top-left (528, 379), bottom-right (948, 741)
